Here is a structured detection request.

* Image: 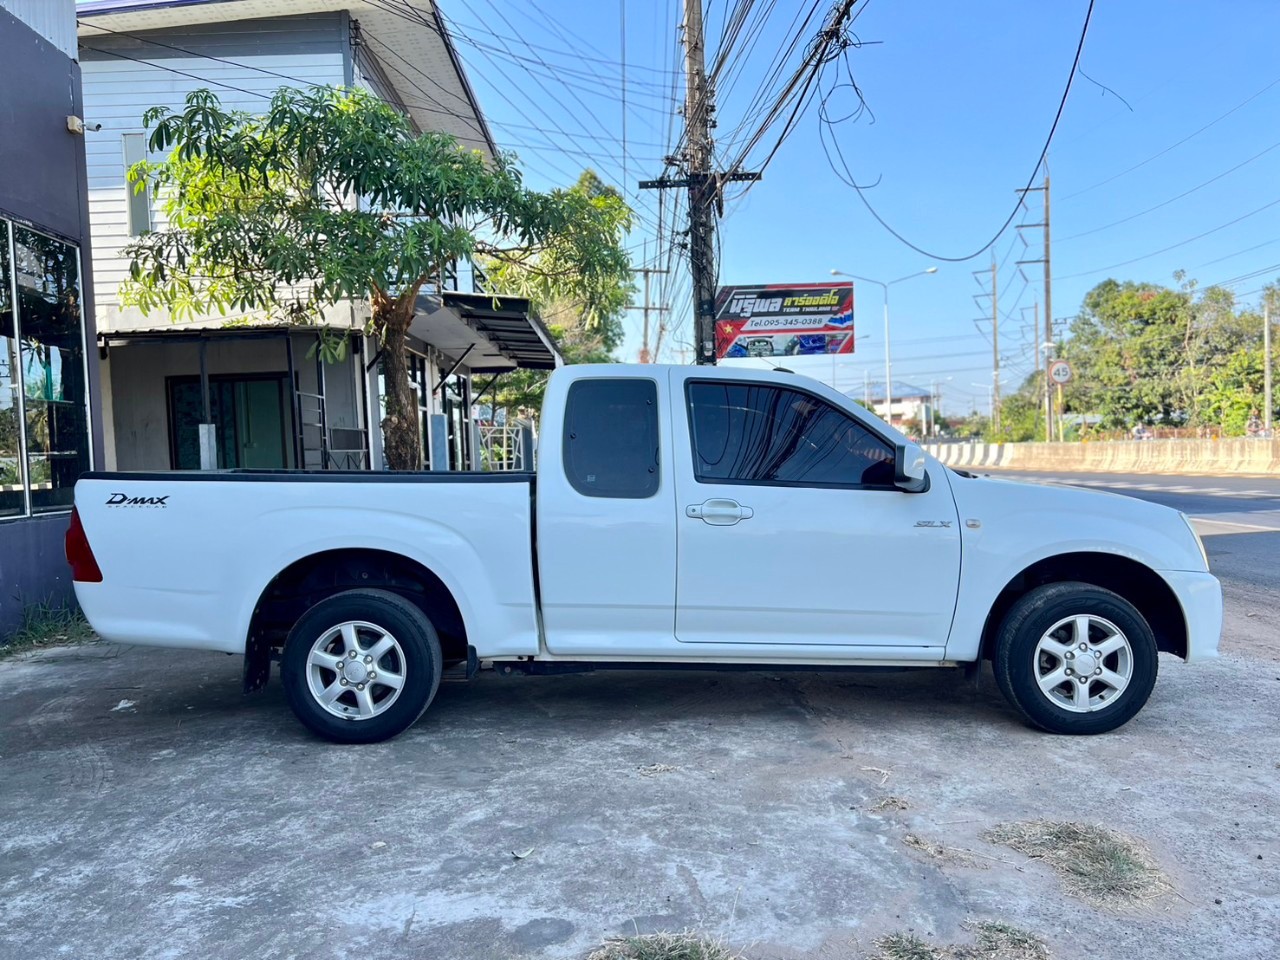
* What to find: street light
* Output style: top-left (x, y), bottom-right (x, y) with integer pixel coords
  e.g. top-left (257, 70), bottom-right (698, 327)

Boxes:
top-left (831, 266), bottom-right (938, 425)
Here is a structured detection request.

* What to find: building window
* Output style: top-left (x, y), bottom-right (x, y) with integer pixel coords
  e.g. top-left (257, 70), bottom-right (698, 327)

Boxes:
top-left (0, 220), bottom-right (93, 519)
top-left (562, 378), bottom-right (659, 498)
top-left (686, 381), bottom-right (894, 487)
top-left (122, 133), bottom-right (152, 236)
top-left (0, 228), bottom-right (22, 518)
top-left (166, 374), bottom-right (294, 470)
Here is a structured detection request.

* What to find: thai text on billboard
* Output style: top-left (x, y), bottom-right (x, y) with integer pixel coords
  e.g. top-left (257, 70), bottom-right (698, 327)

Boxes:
top-left (714, 282), bottom-right (855, 360)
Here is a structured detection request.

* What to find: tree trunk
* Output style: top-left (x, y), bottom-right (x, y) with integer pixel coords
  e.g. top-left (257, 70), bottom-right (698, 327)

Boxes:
top-left (376, 291), bottom-right (421, 471)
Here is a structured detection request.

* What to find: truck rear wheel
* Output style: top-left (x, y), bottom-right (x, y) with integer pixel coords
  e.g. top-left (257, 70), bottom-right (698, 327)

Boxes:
top-left (992, 581), bottom-right (1158, 735)
top-left (281, 589), bottom-right (442, 744)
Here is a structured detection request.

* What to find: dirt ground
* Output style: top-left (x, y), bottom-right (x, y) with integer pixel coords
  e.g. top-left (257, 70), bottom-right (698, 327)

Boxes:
top-left (1, 596), bottom-right (1277, 959)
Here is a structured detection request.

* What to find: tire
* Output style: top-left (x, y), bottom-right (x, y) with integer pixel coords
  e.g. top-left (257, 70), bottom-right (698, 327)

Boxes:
top-left (992, 581), bottom-right (1158, 735)
top-left (281, 588), bottom-right (442, 744)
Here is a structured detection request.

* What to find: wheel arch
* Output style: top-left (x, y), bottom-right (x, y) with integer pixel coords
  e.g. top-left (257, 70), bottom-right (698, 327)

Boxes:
top-left (977, 552), bottom-right (1188, 662)
top-left (243, 548), bottom-right (469, 692)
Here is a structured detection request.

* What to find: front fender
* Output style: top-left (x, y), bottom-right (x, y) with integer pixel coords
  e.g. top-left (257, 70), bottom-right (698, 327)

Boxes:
top-left (943, 476), bottom-right (1206, 660)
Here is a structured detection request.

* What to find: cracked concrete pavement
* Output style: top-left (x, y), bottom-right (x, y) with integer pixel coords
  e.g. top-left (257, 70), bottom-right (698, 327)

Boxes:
top-left (2, 598), bottom-right (1278, 960)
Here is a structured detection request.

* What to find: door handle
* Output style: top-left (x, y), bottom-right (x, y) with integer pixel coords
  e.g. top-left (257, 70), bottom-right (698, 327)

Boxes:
top-left (685, 498), bottom-right (754, 525)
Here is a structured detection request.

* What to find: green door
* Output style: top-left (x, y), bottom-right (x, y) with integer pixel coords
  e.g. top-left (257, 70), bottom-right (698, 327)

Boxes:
top-left (169, 375), bottom-right (293, 469)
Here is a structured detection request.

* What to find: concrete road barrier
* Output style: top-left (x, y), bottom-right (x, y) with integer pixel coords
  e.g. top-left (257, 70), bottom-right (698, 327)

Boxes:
top-left (924, 438), bottom-right (1280, 476)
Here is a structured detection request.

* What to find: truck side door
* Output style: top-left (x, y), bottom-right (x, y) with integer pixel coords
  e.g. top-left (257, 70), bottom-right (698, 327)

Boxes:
top-left (671, 369), bottom-right (961, 655)
top-left (536, 374), bottom-right (678, 655)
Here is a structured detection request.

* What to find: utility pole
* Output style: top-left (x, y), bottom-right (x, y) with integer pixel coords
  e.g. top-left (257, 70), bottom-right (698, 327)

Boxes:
top-left (991, 259), bottom-right (1000, 434)
top-left (639, 1), bottom-right (756, 365)
top-left (1043, 173), bottom-right (1054, 444)
top-left (681, 0), bottom-right (716, 365)
top-left (1033, 301), bottom-right (1042, 437)
top-left (633, 267), bottom-right (669, 362)
top-left (1266, 300), bottom-right (1273, 435)
top-left (930, 379), bottom-right (945, 437)
top-left (1016, 172), bottom-right (1052, 441)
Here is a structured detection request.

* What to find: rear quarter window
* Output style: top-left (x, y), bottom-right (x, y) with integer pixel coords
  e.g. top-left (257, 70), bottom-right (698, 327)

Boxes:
top-left (562, 378), bottom-right (660, 498)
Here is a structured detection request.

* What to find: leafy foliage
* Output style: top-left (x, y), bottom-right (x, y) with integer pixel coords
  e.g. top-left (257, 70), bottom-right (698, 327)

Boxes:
top-left (121, 87), bottom-right (632, 467)
top-left (1058, 277), bottom-right (1276, 435)
top-left (483, 171), bottom-right (633, 416)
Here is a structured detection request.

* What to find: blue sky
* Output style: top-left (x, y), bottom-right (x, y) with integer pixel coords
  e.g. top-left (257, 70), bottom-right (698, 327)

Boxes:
top-left (447, 0), bottom-right (1280, 412)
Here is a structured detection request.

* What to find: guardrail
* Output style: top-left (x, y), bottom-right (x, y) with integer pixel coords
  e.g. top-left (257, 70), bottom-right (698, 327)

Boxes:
top-left (924, 438), bottom-right (1280, 475)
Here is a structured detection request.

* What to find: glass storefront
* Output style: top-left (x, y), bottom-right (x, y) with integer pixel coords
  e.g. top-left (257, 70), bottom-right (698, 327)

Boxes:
top-left (0, 220), bottom-right (92, 519)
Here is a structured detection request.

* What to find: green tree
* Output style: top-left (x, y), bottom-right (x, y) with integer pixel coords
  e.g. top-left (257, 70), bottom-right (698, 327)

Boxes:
top-left (1059, 276), bottom-right (1268, 434)
top-left (483, 170), bottom-right (632, 416)
top-left (1061, 279), bottom-right (1191, 429)
top-left (992, 378), bottom-right (1044, 442)
top-left (121, 87), bottom-right (632, 469)
top-left (1200, 346), bottom-right (1272, 434)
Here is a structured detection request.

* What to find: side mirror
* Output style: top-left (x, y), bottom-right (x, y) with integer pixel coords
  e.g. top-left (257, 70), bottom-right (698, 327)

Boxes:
top-left (894, 442), bottom-right (928, 493)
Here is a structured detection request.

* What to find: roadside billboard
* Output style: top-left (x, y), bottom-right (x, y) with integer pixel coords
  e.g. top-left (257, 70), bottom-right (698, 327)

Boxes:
top-left (714, 282), bottom-right (855, 360)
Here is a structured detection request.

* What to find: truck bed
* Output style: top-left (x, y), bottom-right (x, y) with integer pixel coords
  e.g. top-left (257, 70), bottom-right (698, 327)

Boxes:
top-left (72, 470), bottom-right (540, 658)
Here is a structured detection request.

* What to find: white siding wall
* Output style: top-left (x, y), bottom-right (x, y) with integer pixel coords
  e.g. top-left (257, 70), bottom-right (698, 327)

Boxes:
top-left (1, 0), bottom-right (77, 59)
top-left (81, 51), bottom-right (345, 329)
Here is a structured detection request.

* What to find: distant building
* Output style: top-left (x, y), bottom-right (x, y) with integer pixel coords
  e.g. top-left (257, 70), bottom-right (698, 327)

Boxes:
top-left (1, 0), bottom-right (102, 634)
top-left (845, 380), bottom-right (932, 430)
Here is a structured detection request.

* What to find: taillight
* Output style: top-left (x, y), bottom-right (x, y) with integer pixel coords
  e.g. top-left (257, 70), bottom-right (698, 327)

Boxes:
top-left (65, 507), bottom-right (103, 583)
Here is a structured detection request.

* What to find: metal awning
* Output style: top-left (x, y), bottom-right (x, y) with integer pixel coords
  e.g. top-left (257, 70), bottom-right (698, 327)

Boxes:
top-left (433, 292), bottom-right (562, 373)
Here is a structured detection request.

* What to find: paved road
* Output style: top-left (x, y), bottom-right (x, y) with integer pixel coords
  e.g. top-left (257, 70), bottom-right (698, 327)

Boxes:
top-left (989, 469), bottom-right (1280, 660)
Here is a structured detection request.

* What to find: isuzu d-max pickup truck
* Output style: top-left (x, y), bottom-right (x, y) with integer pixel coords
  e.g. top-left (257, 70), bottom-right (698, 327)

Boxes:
top-left (67, 364), bottom-right (1221, 743)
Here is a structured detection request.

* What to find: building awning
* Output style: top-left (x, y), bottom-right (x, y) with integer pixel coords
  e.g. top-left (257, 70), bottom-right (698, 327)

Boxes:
top-left (411, 291), bottom-right (561, 374)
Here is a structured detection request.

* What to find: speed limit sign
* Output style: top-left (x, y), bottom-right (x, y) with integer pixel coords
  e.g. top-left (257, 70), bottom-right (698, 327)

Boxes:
top-left (1048, 359), bottom-right (1073, 385)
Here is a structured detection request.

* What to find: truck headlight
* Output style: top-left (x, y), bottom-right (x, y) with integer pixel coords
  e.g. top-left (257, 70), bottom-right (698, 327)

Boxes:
top-left (1180, 512), bottom-right (1210, 571)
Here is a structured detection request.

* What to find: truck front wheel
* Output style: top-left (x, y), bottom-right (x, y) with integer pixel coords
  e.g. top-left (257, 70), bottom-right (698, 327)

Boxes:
top-left (992, 581), bottom-right (1158, 735)
top-left (281, 589), bottom-right (442, 744)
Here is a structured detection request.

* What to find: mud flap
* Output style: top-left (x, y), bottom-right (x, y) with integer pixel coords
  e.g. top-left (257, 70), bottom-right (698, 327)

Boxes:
top-left (242, 629), bottom-right (273, 694)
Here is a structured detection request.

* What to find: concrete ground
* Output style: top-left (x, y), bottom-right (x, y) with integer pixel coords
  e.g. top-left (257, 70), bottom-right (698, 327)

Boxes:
top-left (2, 474), bottom-right (1278, 960)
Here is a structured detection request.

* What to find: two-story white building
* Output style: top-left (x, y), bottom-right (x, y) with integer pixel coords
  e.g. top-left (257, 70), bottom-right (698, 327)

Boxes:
top-left (76, 0), bottom-right (560, 472)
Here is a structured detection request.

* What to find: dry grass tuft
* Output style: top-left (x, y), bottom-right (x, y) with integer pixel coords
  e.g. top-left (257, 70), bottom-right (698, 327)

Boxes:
top-left (588, 933), bottom-right (739, 960)
top-left (983, 820), bottom-right (1166, 904)
top-left (873, 921), bottom-right (1049, 960)
top-left (873, 933), bottom-right (941, 960)
top-left (965, 921), bottom-right (1050, 959)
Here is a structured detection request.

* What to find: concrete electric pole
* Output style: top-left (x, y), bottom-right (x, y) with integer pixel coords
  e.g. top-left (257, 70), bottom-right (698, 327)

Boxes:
top-left (991, 259), bottom-right (1000, 434)
top-left (1017, 173), bottom-right (1053, 440)
top-left (638, 1), bottom-right (759, 365)
top-left (633, 266), bottom-right (669, 362)
top-left (681, 0), bottom-right (716, 365)
top-left (1266, 300), bottom-right (1273, 435)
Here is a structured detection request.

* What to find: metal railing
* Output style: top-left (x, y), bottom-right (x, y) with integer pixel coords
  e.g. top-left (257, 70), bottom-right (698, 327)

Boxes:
top-left (477, 420), bottom-right (534, 471)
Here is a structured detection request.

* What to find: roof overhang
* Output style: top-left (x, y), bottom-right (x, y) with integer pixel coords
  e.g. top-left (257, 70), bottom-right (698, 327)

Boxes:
top-left (97, 322), bottom-right (335, 346)
top-left (413, 292), bottom-right (561, 374)
top-left (75, 0), bottom-right (496, 157)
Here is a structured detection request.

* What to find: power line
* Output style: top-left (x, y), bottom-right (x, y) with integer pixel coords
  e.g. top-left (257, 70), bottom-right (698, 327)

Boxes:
top-left (1059, 71), bottom-right (1280, 201)
top-left (836, 0), bottom-right (1096, 263)
top-left (82, 18), bottom-right (667, 243)
top-left (1057, 137), bottom-right (1280, 242)
top-left (1055, 195), bottom-right (1280, 281)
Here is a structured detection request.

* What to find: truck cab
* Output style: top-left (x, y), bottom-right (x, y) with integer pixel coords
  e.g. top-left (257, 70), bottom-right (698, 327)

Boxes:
top-left (536, 364), bottom-right (959, 660)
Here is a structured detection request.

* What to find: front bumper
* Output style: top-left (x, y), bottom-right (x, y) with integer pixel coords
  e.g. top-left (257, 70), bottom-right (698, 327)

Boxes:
top-left (1159, 570), bottom-right (1223, 662)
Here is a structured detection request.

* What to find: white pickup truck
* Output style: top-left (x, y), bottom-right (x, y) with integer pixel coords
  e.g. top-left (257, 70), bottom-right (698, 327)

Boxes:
top-left (68, 364), bottom-right (1221, 743)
